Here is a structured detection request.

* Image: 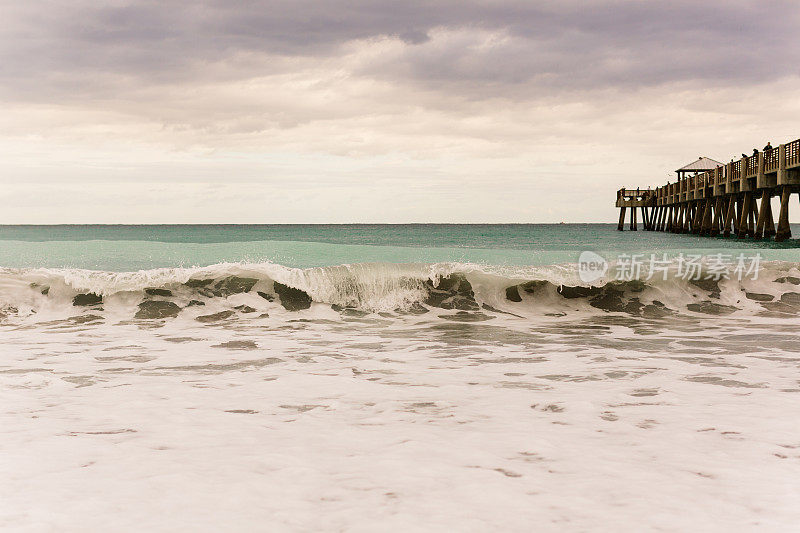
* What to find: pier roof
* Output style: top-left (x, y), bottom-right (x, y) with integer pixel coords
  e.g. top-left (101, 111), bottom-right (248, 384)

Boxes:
top-left (675, 156), bottom-right (724, 173)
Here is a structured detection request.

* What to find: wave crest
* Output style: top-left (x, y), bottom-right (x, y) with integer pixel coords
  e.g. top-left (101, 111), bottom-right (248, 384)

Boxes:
top-left (1, 260), bottom-right (800, 323)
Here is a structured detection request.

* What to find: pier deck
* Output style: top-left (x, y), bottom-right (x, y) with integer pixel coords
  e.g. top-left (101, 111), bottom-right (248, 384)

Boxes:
top-left (616, 137), bottom-right (800, 241)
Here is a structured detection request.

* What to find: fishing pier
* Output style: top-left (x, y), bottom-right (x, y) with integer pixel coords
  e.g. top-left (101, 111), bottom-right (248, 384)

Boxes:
top-left (616, 137), bottom-right (800, 241)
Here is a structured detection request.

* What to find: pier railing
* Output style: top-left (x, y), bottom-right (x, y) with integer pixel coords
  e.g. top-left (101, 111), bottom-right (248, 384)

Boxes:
top-left (731, 160), bottom-right (742, 181)
top-left (787, 139), bottom-right (800, 167)
top-left (764, 148), bottom-right (779, 172)
top-left (640, 137), bottom-right (800, 206)
top-left (745, 155), bottom-right (759, 177)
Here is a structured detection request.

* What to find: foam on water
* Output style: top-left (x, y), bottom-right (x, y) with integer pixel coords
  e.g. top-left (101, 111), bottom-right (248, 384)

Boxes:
top-left (3, 272), bottom-right (800, 531)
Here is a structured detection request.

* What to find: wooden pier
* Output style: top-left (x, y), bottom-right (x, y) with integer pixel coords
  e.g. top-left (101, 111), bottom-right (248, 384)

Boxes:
top-left (616, 137), bottom-right (800, 241)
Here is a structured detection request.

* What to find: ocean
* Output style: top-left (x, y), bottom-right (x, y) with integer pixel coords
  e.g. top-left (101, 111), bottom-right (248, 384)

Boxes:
top-left (2, 224), bottom-right (800, 531)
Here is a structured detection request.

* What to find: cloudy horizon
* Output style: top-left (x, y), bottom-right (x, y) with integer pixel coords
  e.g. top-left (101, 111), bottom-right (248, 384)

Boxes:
top-left (2, 0), bottom-right (799, 223)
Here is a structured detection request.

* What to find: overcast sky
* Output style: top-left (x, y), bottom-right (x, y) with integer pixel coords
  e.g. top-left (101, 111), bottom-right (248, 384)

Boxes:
top-left (1, 0), bottom-right (799, 223)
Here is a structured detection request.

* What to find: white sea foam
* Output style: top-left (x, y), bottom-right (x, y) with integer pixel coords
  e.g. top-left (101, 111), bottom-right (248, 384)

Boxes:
top-left (2, 289), bottom-right (800, 531)
top-left (3, 260), bottom-right (800, 530)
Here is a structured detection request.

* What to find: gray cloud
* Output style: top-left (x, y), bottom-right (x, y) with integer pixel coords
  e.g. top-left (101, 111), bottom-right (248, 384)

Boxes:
top-left (2, 0), bottom-right (799, 104)
top-left (3, 1), bottom-right (800, 223)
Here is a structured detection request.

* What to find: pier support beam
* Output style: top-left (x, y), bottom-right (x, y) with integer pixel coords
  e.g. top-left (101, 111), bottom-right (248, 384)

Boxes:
top-left (755, 190), bottom-right (770, 240)
top-left (776, 187), bottom-right (792, 242)
top-left (749, 195), bottom-right (758, 237)
top-left (700, 199), bottom-right (713, 236)
top-left (723, 196), bottom-right (736, 237)
top-left (735, 197), bottom-right (743, 234)
top-left (680, 204), bottom-right (688, 233)
top-left (674, 205), bottom-right (680, 232)
top-left (711, 198), bottom-right (724, 237)
top-left (617, 207), bottom-right (626, 231)
top-left (681, 203), bottom-right (690, 233)
top-left (692, 201), bottom-right (703, 234)
top-left (764, 198), bottom-right (776, 239)
top-left (738, 192), bottom-right (751, 239)
top-left (684, 203), bottom-right (691, 233)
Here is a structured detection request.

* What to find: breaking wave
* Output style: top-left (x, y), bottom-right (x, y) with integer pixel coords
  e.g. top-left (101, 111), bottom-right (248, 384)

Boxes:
top-left (2, 260), bottom-right (800, 323)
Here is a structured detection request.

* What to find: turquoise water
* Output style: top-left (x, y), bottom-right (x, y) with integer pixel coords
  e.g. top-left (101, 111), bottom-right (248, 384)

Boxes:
top-left (2, 223), bottom-right (800, 271)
